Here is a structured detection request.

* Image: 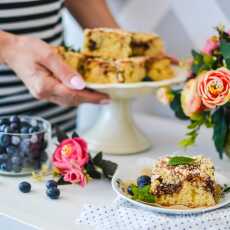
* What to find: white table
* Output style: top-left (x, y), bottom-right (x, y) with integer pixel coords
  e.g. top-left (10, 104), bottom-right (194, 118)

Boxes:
top-left (0, 113), bottom-right (229, 230)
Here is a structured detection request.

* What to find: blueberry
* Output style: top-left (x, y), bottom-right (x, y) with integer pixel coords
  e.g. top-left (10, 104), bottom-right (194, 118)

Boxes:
top-left (46, 180), bottom-right (58, 189)
top-left (11, 136), bottom-right (20, 146)
top-left (10, 123), bottom-right (19, 133)
top-left (0, 118), bottom-right (10, 126)
top-left (46, 187), bottom-right (60, 199)
top-left (29, 126), bottom-right (40, 134)
top-left (6, 161), bottom-right (12, 171)
top-left (127, 185), bottom-right (134, 195)
top-left (0, 134), bottom-right (11, 147)
top-left (0, 125), bottom-right (6, 132)
top-left (4, 126), bottom-right (13, 134)
top-left (0, 153), bottom-right (8, 162)
top-left (11, 156), bottom-right (21, 165)
top-left (6, 146), bottom-right (18, 155)
top-left (0, 162), bottom-right (7, 171)
top-left (137, 175), bottom-right (151, 188)
top-left (13, 164), bottom-right (22, 173)
top-left (0, 146), bottom-right (5, 154)
top-left (9, 115), bottom-right (20, 124)
top-left (19, 181), bottom-right (31, 193)
top-left (20, 126), bottom-right (30, 134)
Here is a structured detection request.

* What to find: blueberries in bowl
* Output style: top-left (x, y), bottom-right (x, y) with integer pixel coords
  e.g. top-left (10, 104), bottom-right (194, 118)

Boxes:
top-left (137, 175), bottom-right (151, 188)
top-left (0, 116), bottom-right (51, 174)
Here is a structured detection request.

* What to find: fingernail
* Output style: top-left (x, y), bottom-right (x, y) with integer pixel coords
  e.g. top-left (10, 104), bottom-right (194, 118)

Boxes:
top-left (70, 75), bottom-right (86, 90)
top-left (100, 99), bottom-right (111, 105)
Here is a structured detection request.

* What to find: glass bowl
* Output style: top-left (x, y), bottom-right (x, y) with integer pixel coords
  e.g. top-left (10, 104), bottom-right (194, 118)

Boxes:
top-left (0, 116), bottom-right (52, 176)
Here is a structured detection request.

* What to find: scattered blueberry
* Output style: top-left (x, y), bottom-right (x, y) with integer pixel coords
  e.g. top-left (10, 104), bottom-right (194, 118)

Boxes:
top-left (127, 185), bottom-right (134, 195)
top-left (46, 180), bottom-right (58, 189)
top-left (137, 175), bottom-right (151, 188)
top-left (19, 181), bottom-right (31, 193)
top-left (46, 187), bottom-right (60, 199)
top-left (10, 123), bottom-right (19, 133)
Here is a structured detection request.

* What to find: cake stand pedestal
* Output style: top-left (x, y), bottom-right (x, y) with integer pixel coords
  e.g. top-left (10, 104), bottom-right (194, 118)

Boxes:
top-left (82, 66), bottom-right (187, 155)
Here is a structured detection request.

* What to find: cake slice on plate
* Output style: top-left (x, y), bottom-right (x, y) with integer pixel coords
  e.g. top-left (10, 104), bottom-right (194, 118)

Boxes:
top-left (150, 155), bottom-right (221, 208)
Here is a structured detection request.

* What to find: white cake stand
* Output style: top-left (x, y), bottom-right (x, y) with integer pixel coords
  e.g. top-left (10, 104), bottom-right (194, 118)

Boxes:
top-left (82, 66), bottom-right (187, 155)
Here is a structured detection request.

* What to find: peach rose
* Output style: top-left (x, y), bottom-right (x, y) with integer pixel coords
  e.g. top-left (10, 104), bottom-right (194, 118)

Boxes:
top-left (181, 79), bottom-right (205, 118)
top-left (197, 68), bottom-right (230, 109)
top-left (52, 137), bottom-right (89, 172)
top-left (202, 36), bottom-right (219, 55)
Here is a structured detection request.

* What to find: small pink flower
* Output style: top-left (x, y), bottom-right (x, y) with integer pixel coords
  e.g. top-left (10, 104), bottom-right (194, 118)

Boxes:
top-left (63, 164), bottom-right (87, 186)
top-left (197, 68), bottom-right (230, 109)
top-left (202, 36), bottom-right (219, 55)
top-left (181, 79), bottom-right (205, 118)
top-left (52, 137), bottom-right (89, 172)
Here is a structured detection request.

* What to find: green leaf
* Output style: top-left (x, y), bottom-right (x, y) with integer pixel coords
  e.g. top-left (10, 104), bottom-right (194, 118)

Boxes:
top-left (72, 131), bottom-right (79, 138)
top-left (191, 50), bottom-right (205, 74)
top-left (220, 39), bottom-right (230, 69)
top-left (168, 156), bottom-right (195, 166)
top-left (92, 152), bottom-right (103, 165)
top-left (170, 90), bottom-right (188, 120)
top-left (223, 184), bottom-right (230, 193)
top-left (98, 159), bottom-right (118, 179)
top-left (85, 162), bottom-right (101, 179)
top-left (212, 107), bottom-right (228, 159)
top-left (131, 185), bottom-right (156, 203)
top-left (54, 127), bottom-right (68, 143)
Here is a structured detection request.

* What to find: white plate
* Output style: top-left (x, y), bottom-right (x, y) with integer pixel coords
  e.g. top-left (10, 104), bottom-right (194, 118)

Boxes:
top-left (86, 65), bottom-right (187, 90)
top-left (111, 158), bottom-right (230, 215)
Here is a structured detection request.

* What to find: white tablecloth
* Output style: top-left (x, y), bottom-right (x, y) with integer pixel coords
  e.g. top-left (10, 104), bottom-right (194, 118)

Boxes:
top-left (0, 113), bottom-right (230, 230)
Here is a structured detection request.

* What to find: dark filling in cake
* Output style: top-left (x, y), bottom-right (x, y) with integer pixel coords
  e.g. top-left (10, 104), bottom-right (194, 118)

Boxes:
top-left (154, 182), bottom-right (182, 196)
top-left (131, 41), bottom-right (149, 50)
top-left (88, 39), bottom-right (97, 50)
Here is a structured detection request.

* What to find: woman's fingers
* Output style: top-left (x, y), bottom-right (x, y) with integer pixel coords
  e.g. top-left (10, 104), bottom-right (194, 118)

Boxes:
top-left (40, 48), bottom-right (86, 90)
top-left (51, 83), bottom-right (110, 106)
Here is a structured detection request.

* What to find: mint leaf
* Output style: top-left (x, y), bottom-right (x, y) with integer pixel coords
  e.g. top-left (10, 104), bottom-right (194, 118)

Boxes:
top-left (168, 156), bottom-right (195, 166)
top-left (131, 185), bottom-right (156, 203)
top-left (212, 107), bottom-right (228, 159)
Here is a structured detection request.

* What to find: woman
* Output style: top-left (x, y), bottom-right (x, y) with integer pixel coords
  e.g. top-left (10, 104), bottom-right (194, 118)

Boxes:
top-left (0, 0), bottom-right (118, 131)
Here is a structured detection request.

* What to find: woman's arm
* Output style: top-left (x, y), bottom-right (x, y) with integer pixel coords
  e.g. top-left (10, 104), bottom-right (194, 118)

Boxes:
top-left (64, 0), bottom-right (119, 28)
top-left (0, 31), bottom-right (109, 105)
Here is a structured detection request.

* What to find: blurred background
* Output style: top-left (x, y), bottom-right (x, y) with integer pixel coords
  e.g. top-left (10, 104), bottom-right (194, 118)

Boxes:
top-left (62, 0), bottom-right (230, 131)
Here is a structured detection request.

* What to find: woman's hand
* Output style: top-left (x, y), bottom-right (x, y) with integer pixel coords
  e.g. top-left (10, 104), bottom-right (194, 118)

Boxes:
top-left (0, 32), bottom-right (110, 106)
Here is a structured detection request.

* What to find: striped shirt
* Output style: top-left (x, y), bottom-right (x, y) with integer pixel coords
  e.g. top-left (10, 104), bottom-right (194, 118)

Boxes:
top-left (0, 0), bottom-right (76, 131)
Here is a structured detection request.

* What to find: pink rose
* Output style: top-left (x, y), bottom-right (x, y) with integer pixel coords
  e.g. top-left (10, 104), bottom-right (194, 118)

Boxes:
top-left (202, 36), bottom-right (219, 55)
top-left (197, 68), bottom-right (230, 109)
top-left (63, 164), bottom-right (87, 186)
top-left (181, 79), bottom-right (205, 118)
top-left (52, 137), bottom-right (89, 172)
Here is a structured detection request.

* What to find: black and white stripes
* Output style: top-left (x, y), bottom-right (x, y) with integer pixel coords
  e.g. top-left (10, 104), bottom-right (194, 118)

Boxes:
top-left (0, 0), bottom-right (77, 132)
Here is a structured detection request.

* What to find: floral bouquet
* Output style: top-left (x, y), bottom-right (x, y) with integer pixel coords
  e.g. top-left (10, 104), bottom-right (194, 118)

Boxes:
top-left (159, 26), bottom-right (230, 158)
top-left (51, 128), bottom-right (117, 186)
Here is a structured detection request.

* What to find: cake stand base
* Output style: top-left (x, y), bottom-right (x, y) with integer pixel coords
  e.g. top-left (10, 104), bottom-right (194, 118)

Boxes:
top-left (82, 98), bottom-right (152, 155)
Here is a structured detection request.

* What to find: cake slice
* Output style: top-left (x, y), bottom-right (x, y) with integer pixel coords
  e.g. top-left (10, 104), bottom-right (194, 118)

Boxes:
top-left (54, 46), bottom-right (84, 72)
top-left (83, 57), bottom-right (146, 84)
top-left (116, 57), bottom-right (146, 83)
top-left (150, 155), bottom-right (221, 208)
top-left (145, 57), bottom-right (175, 81)
top-left (131, 32), bottom-right (164, 57)
top-left (82, 28), bottom-right (132, 59)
